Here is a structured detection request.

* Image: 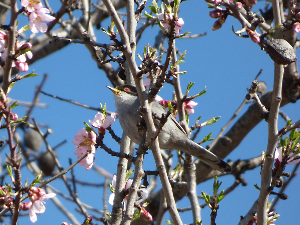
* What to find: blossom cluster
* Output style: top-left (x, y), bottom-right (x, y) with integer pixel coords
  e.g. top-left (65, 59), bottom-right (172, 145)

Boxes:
top-left (157, 12), bottom-right (184, 34)
top-left (207, 0), bottom-right (257, 31)
top-left (0, 186), bottom-right (13, 208)
top-left (72, 112), bottom-right (116, 170)
top-left (0, 31), bottom-right (33, 72)
top-left (209, 9), bottom-right (228, 31)
top-left (155, 95), bottom-right (198, 115)
top-left (21, 0), bottom-right (55, 34)
top-left (0, 186), bottom-right (56, 223)
top-left (20, 187), bottom-right (56, 223)
top-left (109, 175), bottom-right (152, 221)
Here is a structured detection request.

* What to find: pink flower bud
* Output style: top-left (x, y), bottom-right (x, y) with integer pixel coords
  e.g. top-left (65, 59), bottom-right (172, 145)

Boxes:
top-left (236, 2), bottom-right (243, 9)
top-left (37, 188), bottom-right (46, 197)
top-left (15, 61), bottom-right (29, 72)
top-left (19, 201), bottom-right (33, 211)
top-left (19, 42), bottom-right (32, 51)
top-left (212, 0), bottom-right (223, 5)
top-left (184, 100), bottom-right (198, 114)
top-left (29, 187), bottom-right (38, 194)
top-left (0, 31), bottom-right (7, 40)
top-left (246, 28), bottom-right (260, 43)
top-left (4, 195), bottom-right (13, 204)
top-left (9, 112), bottom-right (18, 121)
top-left (140, 207), bottom-right (153, 222)
top-left (295, 22), bottom-right (300, 33)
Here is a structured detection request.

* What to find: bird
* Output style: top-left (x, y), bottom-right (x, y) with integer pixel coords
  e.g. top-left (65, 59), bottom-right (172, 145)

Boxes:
top-left (107, 85), bottom-right (231, 173)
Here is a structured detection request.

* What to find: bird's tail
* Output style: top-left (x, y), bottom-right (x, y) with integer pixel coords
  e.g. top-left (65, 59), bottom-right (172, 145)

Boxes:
top-left (183, 140), bottom-right (231, 173)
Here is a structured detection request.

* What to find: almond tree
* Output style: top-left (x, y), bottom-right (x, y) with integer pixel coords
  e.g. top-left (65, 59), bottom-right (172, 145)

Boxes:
top-left (0, 0), bottom-right (299, 224)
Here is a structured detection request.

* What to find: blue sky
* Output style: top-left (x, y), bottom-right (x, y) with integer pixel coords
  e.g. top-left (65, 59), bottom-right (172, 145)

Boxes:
top-left (2, 0), bottom-right (300, 224)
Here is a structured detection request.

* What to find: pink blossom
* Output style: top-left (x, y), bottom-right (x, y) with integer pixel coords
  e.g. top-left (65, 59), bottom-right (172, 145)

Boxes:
top-left (14, 45), bottom-right (31, 72)
top-left (109, 175), bottom-right (148, 211)
top-left (0, 31), bottom-right (6, 52)
top-left (0, 37), bottom-right (32, 72)
top-left (294, 22), bottom-right (300, 33)
top-left (214, 0), bottom-right (223, 5)
top-left (19, 42), bottom-right (33, 59)
top-left (16, 61), bottom-right (29, 72)
top-left (21, 0), bottom-right (43, 12)
top-left (184, 100), bottom-right (198, 114)
top-left (140, 207), bottom-right (153, 222)
top-left (157, 13), bottom-right (184, 34)
top-left (206, 0), bottom-right (223, 5)
top-left (21, 0), bottom-right (55, 33)
top-left (89, 112), bottom-right (116, 131)
top-left (247, 210), bottom-right (279, 224)
top-left (72, 128), bottom-right (97, 170)
top-left (0, 187), bottom-right (13, 207)
top-left (274, 147), bottom-right (300, 165)
top-left (176, 18), bottom-right (184, 33)
top-left (29, 7), bottom-right (55, 33)
top-left (236, 2), bottom-right (243, 9)
top-left (155, 96), bottom-right (198, 114)
top-left (27, 187), bottom-right (56, 223)
top-left (20, 201), bottom-right (33, 211)
top-left (143, 78), bottom-right (151, 89)
top-left (155, 95), bottom-right (170, 108)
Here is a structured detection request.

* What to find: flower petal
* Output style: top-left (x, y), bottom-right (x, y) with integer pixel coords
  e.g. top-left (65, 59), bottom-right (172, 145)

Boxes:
top-left (108, 193), bottom-right (115, 205)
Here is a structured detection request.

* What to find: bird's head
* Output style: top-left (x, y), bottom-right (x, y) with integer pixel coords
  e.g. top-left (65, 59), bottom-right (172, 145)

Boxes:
top-left (106, 85), bottom-right (138, 97)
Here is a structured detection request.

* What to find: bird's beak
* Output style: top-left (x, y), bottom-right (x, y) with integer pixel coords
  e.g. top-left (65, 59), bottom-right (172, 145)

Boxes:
top-left (106, 86), bottom-right (120, 95)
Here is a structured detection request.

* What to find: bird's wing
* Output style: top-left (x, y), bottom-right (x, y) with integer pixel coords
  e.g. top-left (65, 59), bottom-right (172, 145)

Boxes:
top-left (151, 102), bottom-right (187, 136)
top-left (170, 116), bottom-right (187, 135)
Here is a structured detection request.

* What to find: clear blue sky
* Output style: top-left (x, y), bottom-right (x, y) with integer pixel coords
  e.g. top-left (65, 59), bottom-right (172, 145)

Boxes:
top-left (2, 0), bottom-right (300, 224)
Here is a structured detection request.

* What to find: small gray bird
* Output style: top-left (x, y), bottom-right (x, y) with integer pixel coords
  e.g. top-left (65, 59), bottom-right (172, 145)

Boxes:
top-left (107, 85), bottom-right (231, 173)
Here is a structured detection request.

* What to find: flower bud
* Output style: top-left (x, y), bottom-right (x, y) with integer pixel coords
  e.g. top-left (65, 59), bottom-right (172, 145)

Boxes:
top-left (209, 9), bottom-right (226, 18)
top-left (19, 42), bottom-right (32, 51)
top-left (246, 28), bottom-right (260, 43)
top-left (15, 61), bottom-right (29, 72)
top-left (213, 0), bottom-right (223, 5)
top-left (236, 2), bottom-right (243, 9)
top-left (294, 22), bottom-right (300, 33)
top-left (212, 19), bottom-right (225, 31)
top-left (9, 112), bottom-right (18, 121)
top-left (20, 201), bottom-right (33, 211)
top-left (140, 207), bottom-right (153, 222)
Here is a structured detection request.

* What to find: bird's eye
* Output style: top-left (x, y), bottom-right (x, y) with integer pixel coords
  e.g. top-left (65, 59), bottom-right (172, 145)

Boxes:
top-left (124, 87), bottom-right (130, 93)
